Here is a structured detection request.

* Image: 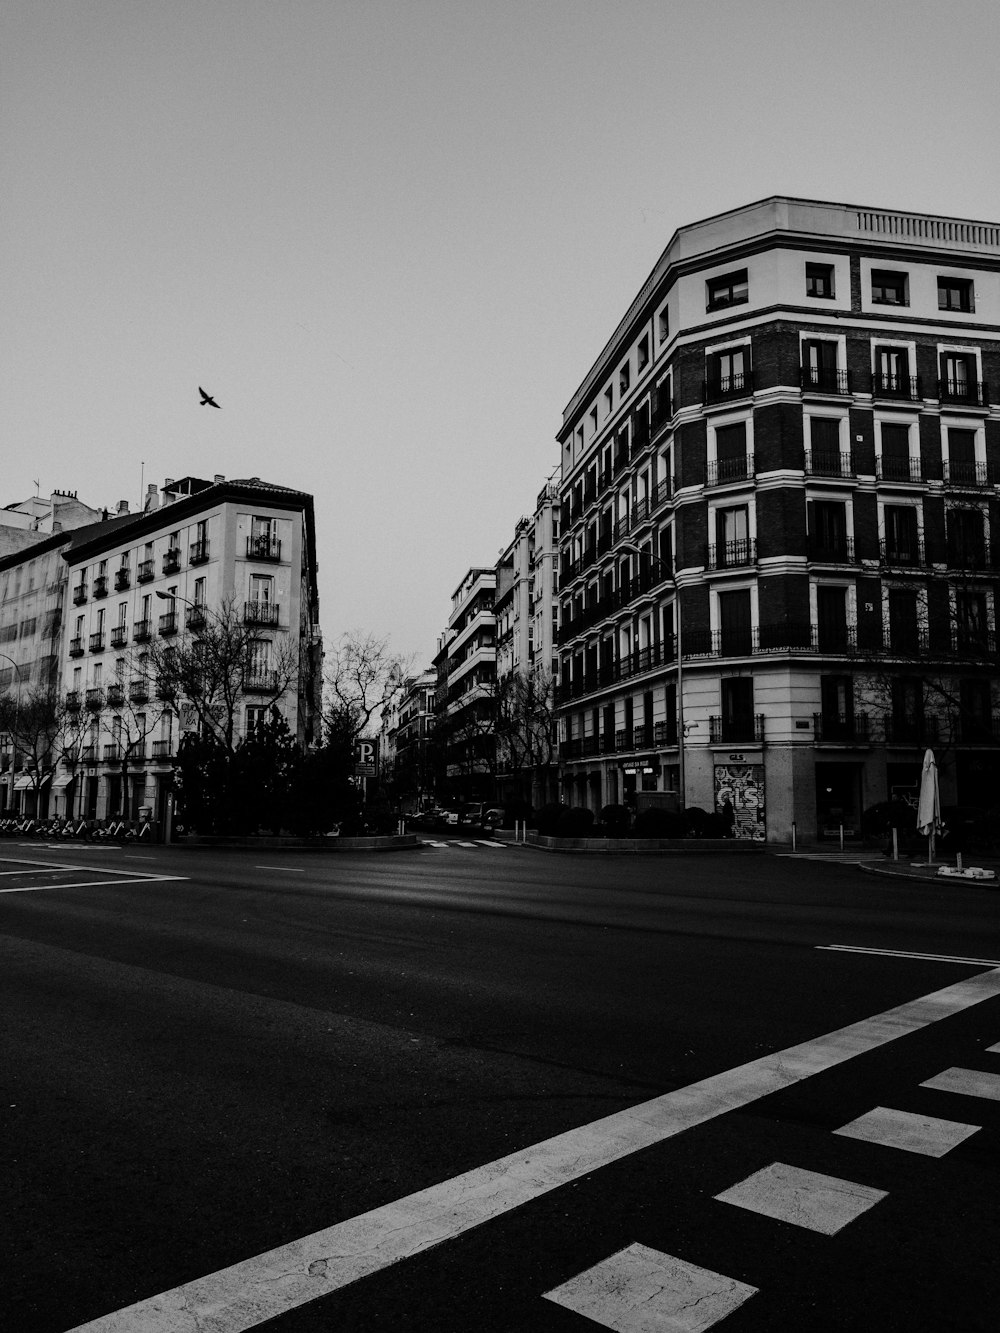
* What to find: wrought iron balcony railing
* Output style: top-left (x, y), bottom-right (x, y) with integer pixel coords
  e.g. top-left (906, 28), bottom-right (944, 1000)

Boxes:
top-left (706, 452), bottom-right (754, 487)
top-left (879, 538), bottom-right (927, 568)
top-left (92, 576), bottom-right (108, 599)
top-left (813, 712), bottom-right (871, 744)
top-left (937, 378), bottom-right (988, 407)
top-left (88, 632), bottom-right (105, 653)
top-left (158, 611), bottom-right (178, 636)
top-left (873, 373), bottom-right (923, 401)
top-left (189, 539), bottom-right (210, 565)
top-left (136, 560), bottom-right (154, 583)
top-left (709, 714), bottom-right (765, 744)
top-left (706, 537), bottom-right (757, 570)
top-left (804, 449), bottom-right (855, 478)
top-left (114, 568), bottom-right (131, 591)
top-left (876, 456), bottom-right (922, 483)
top-left (800, 366), bottom-right (852, 395)
top-left (133, 618), bottom-right (151, 642)
top-left (69, 637), bottom-right (85, 657)
top-left (703, 371), bottom-right (754, 405)
top-left (942, 460), bottom-right (989, 488)
top-left (244, 601), bottom-right (279, 627)
top-left (247, 535), bottom-right (282, 561)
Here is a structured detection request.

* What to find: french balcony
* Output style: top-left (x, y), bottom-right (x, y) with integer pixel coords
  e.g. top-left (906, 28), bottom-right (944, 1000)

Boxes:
top-left (876, 456), bottom-right (922, 483)
top-left (800, 366), bottom-right (852, 396)
top-left (813, 712), bottom-right (871, 744)
top-left (69, 636), bottom-right (85, 658)
top-left (189, 539), bottom-right (210, 565)
top-left (684, 627), bottom-right (757, 658)
top-left (155, 678), bottom-right (177, 701)
top-left (85, 688), bottom-right (104, 711)
top-left (133, 618), bottom-right (151, 643)
top-left (88, 632), bottom-right (105, 653)
top-left (81, 746), bottom-right (98, 763)
top-left (878, 538), bottom-right (927, 568)
top-left (244, 601), bottom-right (279, 627)
top-left (946, 541), bottom-right (996, 572)
top-left (942, 459), bottom-right (990, 488)
top-left (953, 628), bottom-right (997, 659)
top-left (703, 371), bottom-right (754, 405)
top-left (129, 679), bottom-right (149, 704)
top-left (103, 744), bottom-right (123, 763)
top-left (883, 716), bottom-right (939, 746)
top-left (706, 537), bottom-right (757, 570)
top-left (247, 534), bottom-right (282, 561)
top-left (709, 714), bottom-right (765, 745)
top-left (136, 560), bottom-right (154, 583)
top-left (72, 583), bottom-right (88, 605)
top-left (650, 390), bottom-right (673, 433)
top-left (105, 683), bottom-right (124, 708)
top-left (162, 549), bottom-right (181, 575)
top-left (654, 718), bottom-right (678, 747)
top-left (953, 714), bottom-right (1000, 744)
top-left (114, 568), bottom-right (131, 591)
top-left (186, 605), bottom-right (208, 631)
top-left (110, 625), bottom-right (128, 649)
top-left (706, 453), bottom-right (754, 487)
top-left (804, 449), bottom-right (855, 478)
top-left (806, 535), bottom-right (855, 563)
top-left (653, 475), bottom-right (675, 509)
top-left (92, 576), bottom-right (108, 599)
top-left (151, 739), bottom-right (174, 760)
top-left (65, 690), bottom-right (81, 711)
top-left (873, 373), bottom-right (923, 402)
top-left (243, 670), bottom-right (282, 694)
top-left (158, 611), bottom-right (178, 636)
top-left (937, 378), bottom-right (988, 407)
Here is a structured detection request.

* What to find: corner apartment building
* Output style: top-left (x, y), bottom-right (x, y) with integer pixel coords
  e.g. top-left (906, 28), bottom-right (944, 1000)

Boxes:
top-left (1, 474), bottom-right (322, 823)
top-left (555, 196), bottom-right (1000, 843)
top-left (380, 668), bottom-right (437, 810)
top-left (433, 567), bottom-right (497, 803)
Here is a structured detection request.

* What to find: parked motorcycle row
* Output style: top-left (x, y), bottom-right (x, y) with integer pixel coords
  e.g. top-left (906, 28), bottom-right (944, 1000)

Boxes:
top-left (0, 815), bottom-right (154, 842)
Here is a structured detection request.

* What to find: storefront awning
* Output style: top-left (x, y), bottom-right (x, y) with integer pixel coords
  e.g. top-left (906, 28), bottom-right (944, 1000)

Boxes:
top-left (13, 773), bottom-right (52, 790)
top-left (51, 772), bottom-right (75, 789)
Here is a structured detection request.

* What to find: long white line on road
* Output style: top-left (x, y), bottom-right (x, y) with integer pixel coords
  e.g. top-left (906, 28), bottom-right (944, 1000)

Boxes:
top-left (0, 875), bottom-right (187, 895)
top-left (818, 943), bottom-right (1000, 968)
top-left (68, 965), bottom-right (1000, 1333)
top-left (254, 866), bottom-right (307, 873)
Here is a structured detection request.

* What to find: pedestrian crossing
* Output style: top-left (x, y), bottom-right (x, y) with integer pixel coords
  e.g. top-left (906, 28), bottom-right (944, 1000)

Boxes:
top-left (419, 837), bottom-right (508, 850)
top-left (542, 1035), bottom-right (1000, 1330)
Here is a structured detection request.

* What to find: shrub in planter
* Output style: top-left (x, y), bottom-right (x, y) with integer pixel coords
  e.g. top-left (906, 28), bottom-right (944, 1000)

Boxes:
top-left (599, 804), bottom-right (631, 837)
top-left (633, 807), bottom-right (685, 838)
top-left (684, 806), bottom-right (710, 837)
top-left (561, 806), bottom-right (595, 835)
top-left (536, 803), bottom-right (568, 836)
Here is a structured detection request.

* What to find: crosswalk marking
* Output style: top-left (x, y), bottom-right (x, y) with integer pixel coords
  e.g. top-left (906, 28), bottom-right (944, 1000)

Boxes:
top-left (66, 966), bottom-right (1000, 1333)
top-left (714, 1162), bottom-right (887, 1235)
top-left (543, 1244), bottom-right (758, 1332)
top-left (920, 1066), bottom-right (1000, 1101)
top-left (833, 1106), bottom-right (980, 1157)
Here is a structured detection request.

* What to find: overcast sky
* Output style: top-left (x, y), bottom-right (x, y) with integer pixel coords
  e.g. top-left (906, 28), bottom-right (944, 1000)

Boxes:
top-left (3, 0), bottom-right (998, 666)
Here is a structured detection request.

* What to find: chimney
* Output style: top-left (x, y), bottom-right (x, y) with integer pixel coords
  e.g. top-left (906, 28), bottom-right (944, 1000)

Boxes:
top-left (117, 500), bottom-right (129, 515)
top-left (144, 483), bottom-right (159, 512)
top-left (214, 474), bottom-right (225, 484)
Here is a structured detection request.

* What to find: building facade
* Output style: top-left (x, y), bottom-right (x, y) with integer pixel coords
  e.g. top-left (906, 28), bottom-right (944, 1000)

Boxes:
top-left (555, 197), bottom-right (1000, 843)
top-left (433, 567), bottom-right (497, 803)
top-left (1, 474), bottom-right (322, 824)
top-left (380, 668), bottom-right (437, 810)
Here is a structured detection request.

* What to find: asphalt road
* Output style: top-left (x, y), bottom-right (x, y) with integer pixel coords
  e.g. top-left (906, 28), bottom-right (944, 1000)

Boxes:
top-left (3, 840), bottom-right (999, 1331)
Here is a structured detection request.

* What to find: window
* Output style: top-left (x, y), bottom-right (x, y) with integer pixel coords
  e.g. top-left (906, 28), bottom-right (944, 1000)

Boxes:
top-left (657, 307), bottom-right (669, 343)
top-left (706, 346), bottom-right (751, 403)
top-left (816, 586), bottom-right (849, 651)
top-left (940, 351), bottom-right (978, 403)
top-left (879, 423), bottom-right (913, 481)
top-left (715, 506), bottom-right (750, 567)
top-left (938, 276), bottom-right (973, 313)
top-left (707, 268), bottom-right (748, 312)
top-left (720, 676), bottom-right (755, 740)
top-left (945, 427), bottom-right (979, 485)
top-left (619, 362), bottom-right (630, 394)
top-left (802, 338), bottom-right (843, 393)
top-left (883, 505), bottom-right (919, 564)
top-left (718, 588), bottom-right (752, 655)
top-left (820, 675), bottom-right (854, 735)
top-left (808, 500), bottom-right (848, 560)
top-left (956, 590), bottom-right (989, 653)
top-left (246, 705), bottom-right (270, 732)
top-left (871, 270), bottom-right (908, 305)
top-left (604, 386), bottom-right (613, 415)
top-left (806, 263), bottom-right (834, 299)
top-left (194, 577), bottom-right (207, 606)
top-left (637, 335), bottom-right (649, 372)
top-left (948, 506), bottom-right (986, 567)
top-left (809, 417), bottom-right (843, 472)
top-left (891, 677), bottom-right (923, 738)
top-left (714, 421), bottom-right (750, 483)
top-left (888, 589), bottom-right (920, 653)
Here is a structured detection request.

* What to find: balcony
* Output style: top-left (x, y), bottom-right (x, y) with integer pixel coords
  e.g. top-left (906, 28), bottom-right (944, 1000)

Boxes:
top-left (943, 459), bottom-right (990, 489)
top-left (813, 712), bottom-right (871, 744)
top-left (162, 549), bottom-right (181, 575)
top-left (81, 746), bottom-right (98, 763)
top-left (247, 534), bottom-right (282, 561)
top-left (69, 636), bottom-right (85, 658)
top-left (800, 366), bottom-right (851, 396)
top-left (136, 560), bottom-right (154, 583)
top-left (189, 539), bottom-right (210, 565)
top-left (110, 625), bottom-right (128, 649)
top-left (244, 601), bottom-right (279, 627)
top-left (158, 611), bottom-right (178, 636)
top-left (243, 670), bottom-right (281, 694)
top-left (85, 687), bottom-right (104, 711)
top-left (879, 538), bottom-right (927, 568)
top-left (703, 370), bottom-right (754, 405)
top-left (709, 714), bottom-right (765, 745)
top-left (947, 540), bottom-right (996, 572)
top-left (65, 690), bottom-right (81, 711)
top-left (653, 475), bottom-right (675, 508)
top-left (685, 627), bottom-right (756, 658)
top-left (186, 605), bottom-right (208, 631)
top-left (876, 456), bottom-right (922, 483)
top-left (804, 449), bottom-right (855, 478)
top-left (129, 679), bottom-right (149, 704)
top-left (706, 537), bottom-right (757, 570)
top-left (937, 378), bottom-right (988, 407)
top-left (806, 535), bottom-right (855, 563)
top-left (883, 716), bottom-right (939, 746)
top-left (92, 576), bottom-right (108, 599)
top-left (706, 452), bottom-right (754, 487)
top-left (103, 744), bottom-right (123, 763)
top-left (954, 714), bottom-right (1000, 744)
top-left (133, 618), bottom-right (151, 643)
top-left (88, 632), bottom-right (105, 653)
top-left (953, 628), bottom-right (997, 659)
top-left (873, 373), bottom-right (923, 402)
top-left (155, 678), bottom-right (177, 701)
top-left (114, 568), bottom-right (131, 591)
top-left (105, 683), bottom-right (124, 708)
top-left (151, 739), bottom-right (174, 760)
top-left (72, 583), bottom-right (88, 605)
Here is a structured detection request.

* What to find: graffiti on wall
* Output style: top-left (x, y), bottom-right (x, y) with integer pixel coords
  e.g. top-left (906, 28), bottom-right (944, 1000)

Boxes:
top-left (714, 763), bottom-right (765, 841)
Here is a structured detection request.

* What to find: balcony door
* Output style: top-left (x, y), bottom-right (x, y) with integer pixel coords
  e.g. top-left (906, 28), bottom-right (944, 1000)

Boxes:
top-left (720, 676), bottom-right (754, 742)
top-left (888, 588), bottom-right (920, 654)
top-left (817, 585), bottom-right (849, 652)
top-left (884, 505), bottom-right (919, 563)
top-left (718, 589), bottom-right (752, 656)
top-left (715, 422), bottom-right (749, 483)
top-left (821, 674), bottom-right (854, 739)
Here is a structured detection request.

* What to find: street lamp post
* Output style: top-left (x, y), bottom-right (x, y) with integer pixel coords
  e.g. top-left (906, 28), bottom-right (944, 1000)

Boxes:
top-left (617, 542), bottom-right (685, 811)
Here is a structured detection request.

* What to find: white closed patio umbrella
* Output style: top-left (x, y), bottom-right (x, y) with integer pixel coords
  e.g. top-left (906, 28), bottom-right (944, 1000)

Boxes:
top-left (916, 748), bottom-right (942, 865)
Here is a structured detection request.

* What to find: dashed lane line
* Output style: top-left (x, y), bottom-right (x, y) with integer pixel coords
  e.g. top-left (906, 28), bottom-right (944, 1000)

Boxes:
top-left (67, 965), bottom-right (1000, 1333)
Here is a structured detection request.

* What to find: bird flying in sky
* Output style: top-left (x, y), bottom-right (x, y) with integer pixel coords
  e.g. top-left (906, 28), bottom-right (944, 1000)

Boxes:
top-left (198, 387), bottom-right (221, 408)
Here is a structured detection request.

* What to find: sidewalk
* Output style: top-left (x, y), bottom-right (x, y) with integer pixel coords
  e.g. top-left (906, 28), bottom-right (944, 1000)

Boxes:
top-left (773, 842), bottom-right (999, 887)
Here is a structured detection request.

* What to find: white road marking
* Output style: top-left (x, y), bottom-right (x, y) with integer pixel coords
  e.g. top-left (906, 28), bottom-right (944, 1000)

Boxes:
top-left (834, 1106), bottom-right (980, 1157)
top-left (818, 943), bottom-right (1000, 968)
top-left (987, 1043), bottom-right (1000, 1054)
top-left (714, 1162), bottom-right (887, 1234)
top-left (455, 840), bottom-right (477, 847)
top-left (254, 866), bottom-right (307, 873)
top-left (543, 1243), bottom-right (758, 1331)
top-left (920, 1067), bottom-right (1000, 1101)
top-left (475, 839), bottom-right (507, 848)
top-left (67, 966), bottom-right (1000, 1333)
top-left (0, 875), bottom-right (187, 895)
top-left (19, 841), bottom-right (122, 851)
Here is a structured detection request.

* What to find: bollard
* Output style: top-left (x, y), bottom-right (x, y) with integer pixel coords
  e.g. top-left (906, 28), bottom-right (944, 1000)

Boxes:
top-left (791, 822), bottom-right (797, 852)
top-left (892, 827), bottom-right (898, 861)
top-left (839, 824), bottom-right (844, 852)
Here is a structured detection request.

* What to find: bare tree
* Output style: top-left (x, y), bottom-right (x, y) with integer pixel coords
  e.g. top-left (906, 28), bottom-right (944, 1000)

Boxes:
top-left (324, 631), bottom-right (413, 749)
top-left (0, 685), bottom-right (61, 814)
top-left (495, 667), bottom-right (557, 802)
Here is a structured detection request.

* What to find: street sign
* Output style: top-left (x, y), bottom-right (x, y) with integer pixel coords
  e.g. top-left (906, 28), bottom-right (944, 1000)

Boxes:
top-left (354, 740), bottom-right (376, 776)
